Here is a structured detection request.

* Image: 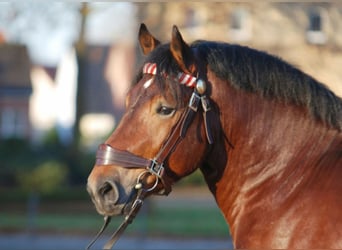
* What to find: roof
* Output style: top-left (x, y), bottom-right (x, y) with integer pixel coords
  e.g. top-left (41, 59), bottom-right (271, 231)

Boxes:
top-left (0, 44), bottom-right (32, 96)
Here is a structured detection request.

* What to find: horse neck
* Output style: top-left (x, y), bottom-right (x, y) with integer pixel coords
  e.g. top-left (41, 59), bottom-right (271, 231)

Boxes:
top-left (204, 76), bottom-right (341, 244)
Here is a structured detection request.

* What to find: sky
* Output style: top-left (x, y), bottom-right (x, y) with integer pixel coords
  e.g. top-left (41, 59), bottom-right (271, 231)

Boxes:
top-left (0, 2), bottom-right (137, 66)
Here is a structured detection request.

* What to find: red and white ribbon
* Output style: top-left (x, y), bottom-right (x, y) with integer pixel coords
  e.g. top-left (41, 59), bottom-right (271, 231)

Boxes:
top-left (177, 72), bottom-right (197, 88)
top-left (143, 63), bottom-right (157, 75)
top-left (143, 63), bottom-right (196, 88)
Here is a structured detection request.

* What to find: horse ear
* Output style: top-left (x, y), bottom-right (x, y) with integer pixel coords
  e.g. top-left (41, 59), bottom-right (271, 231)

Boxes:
top-left (138, 23), bottom-right (161, 55)
top-left (170, 25), bottom-right (196, 74)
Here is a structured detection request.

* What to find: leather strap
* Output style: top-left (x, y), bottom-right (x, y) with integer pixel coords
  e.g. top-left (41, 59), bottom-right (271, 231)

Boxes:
top-left (201, 95), bottom-right (214, 144)
top-left (86, 216), bottom-right (111, 250)
top-left (94, 97), bottom-right (200, 196)
top-left (96, 144), bottom-right (151, 168)
top-left (155, 106), bottom-right (194, 164)
top-left (86, 187), bottom-right (146, 250)
top-left (103, 188), bottom-right (146, 249)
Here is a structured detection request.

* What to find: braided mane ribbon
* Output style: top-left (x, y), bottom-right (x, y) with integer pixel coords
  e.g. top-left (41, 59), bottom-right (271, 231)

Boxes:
top-left (143, 63), bottom-right (197, 88)
top-left (143, 63), bottom-right (157, 75)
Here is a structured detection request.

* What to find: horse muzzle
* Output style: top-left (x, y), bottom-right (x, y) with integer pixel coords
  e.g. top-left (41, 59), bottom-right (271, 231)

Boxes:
top-left (87, 172), bottom-right (127, 216)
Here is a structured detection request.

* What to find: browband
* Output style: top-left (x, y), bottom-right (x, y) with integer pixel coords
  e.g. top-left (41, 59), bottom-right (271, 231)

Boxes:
top-left (143, 62), bottom-right (197, 88)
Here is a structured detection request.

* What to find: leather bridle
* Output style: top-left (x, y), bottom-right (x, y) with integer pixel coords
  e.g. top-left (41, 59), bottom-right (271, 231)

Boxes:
top-left (87, 63), bottom-right (213, 250)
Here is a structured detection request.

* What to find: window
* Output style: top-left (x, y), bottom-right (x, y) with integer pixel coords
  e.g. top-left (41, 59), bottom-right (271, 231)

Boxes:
top-left (306, 7), bottom-right (327, 45)
top-left (0, 108), bottom-right (27, 138)
top-left (229, 8), bottom-right (251, 42)
top-left (309, 11), bottom-right (322, 31)
top-left (185, 8), bottom-right (199, 28)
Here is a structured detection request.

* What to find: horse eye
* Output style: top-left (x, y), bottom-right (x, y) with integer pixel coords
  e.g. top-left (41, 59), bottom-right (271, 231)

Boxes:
top-left (156, 106), bottom-right (175, 116)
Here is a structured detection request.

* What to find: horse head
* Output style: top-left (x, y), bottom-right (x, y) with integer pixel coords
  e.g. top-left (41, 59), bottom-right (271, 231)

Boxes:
top-left (87, 24), bottom-right (213, 217)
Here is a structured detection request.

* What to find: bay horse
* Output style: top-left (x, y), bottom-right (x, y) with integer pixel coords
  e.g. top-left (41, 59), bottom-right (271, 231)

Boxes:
top-left (87, 24), bottom-right (342, 249)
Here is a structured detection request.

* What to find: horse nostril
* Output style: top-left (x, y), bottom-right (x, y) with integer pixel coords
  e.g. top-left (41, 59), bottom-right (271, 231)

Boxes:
top-left (98, 181), bottom-right (119, 204)
top-left (99, 182), bottom-right (112, 196)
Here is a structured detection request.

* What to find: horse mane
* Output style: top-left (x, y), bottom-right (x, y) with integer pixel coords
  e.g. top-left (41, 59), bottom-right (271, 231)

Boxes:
top-left (136, 41), bottom-right (342, 131)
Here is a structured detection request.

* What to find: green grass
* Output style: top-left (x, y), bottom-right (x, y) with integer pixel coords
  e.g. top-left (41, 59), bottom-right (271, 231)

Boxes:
top-left (0, 185), bottom-right (230, 238)
top-left (145, 207), bottom-right (228, 237)
top-left (0, 205), bottom-right (229, 238)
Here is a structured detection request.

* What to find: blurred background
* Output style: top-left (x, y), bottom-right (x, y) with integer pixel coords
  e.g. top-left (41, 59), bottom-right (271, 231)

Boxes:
top-left (0, 2), bottom-right (341, 249)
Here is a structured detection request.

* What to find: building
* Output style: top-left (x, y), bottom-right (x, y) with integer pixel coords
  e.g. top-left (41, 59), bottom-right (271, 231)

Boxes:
top-left (1, 3), bottom-right (340, 144)
top-left (0, 44), bottom-right (32, 140)
top-left (135, 2), bottom-right (342, 97)
top-left (28, 3), bottom-right (137, 146)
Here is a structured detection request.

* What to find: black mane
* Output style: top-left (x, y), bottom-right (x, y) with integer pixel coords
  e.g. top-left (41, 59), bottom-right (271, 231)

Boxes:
top-left (136, 41), bottom-right (342, 131)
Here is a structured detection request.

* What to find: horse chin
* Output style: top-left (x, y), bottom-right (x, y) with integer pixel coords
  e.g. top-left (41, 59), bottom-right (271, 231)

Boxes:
top-left (94, 202), bottom-right (126, 217)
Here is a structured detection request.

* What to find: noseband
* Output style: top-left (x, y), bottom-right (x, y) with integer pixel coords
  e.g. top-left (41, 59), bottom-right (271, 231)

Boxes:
top-left (87, 63), bottom-right (213, 249)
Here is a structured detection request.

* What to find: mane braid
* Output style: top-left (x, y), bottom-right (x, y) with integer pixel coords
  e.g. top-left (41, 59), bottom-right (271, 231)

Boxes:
top-left (191, 41), bottom-right (342, 131)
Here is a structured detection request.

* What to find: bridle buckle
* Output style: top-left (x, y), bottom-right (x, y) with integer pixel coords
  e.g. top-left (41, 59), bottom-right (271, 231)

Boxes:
top-left (148, 159), bottom-right (165, 178)
top-left (188, 92), bottom-right (201, 112)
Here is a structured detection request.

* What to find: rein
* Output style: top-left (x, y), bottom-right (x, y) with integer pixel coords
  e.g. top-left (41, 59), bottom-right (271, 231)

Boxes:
top-left (87, 63), bottom-right (213, 250)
